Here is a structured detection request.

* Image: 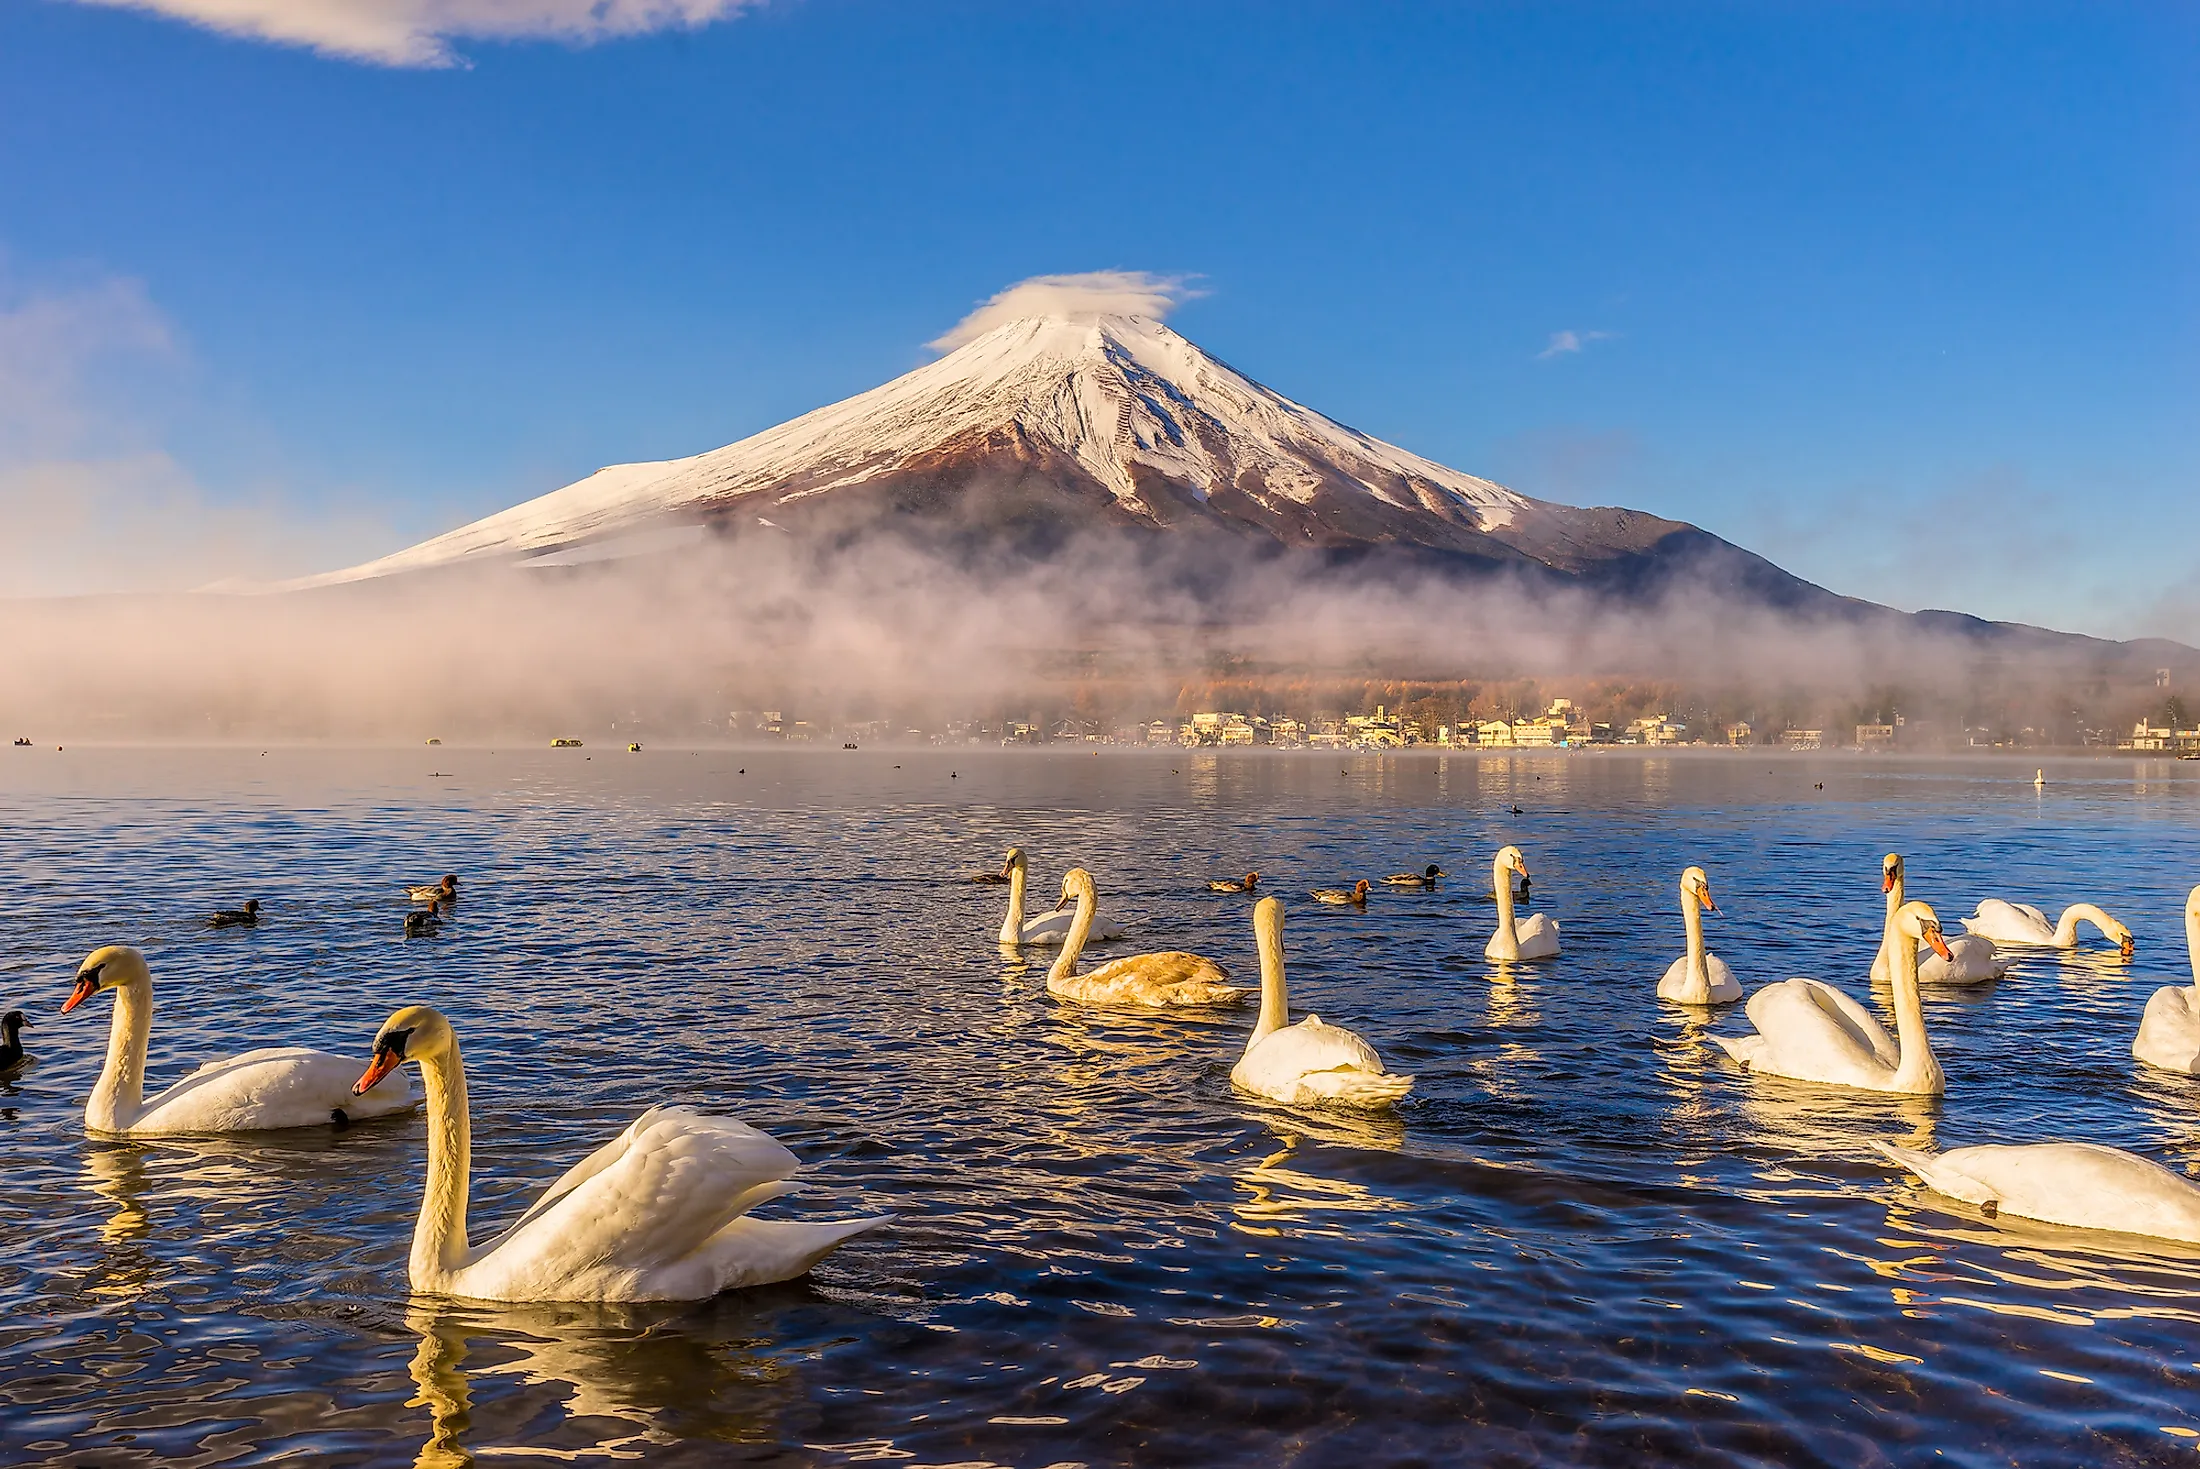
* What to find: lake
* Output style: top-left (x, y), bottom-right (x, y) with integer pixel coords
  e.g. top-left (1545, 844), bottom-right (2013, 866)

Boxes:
top-left (4, 746), bottom-right (2199, 1467)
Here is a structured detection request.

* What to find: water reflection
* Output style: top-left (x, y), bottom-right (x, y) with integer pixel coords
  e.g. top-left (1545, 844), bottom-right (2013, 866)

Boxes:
top-left (405, 1300), bottom-right (801, 1465)
top-left (1231, 1131), bottom-right (1407, 1236)
top-left (7, 748), bottom-right (2200, 1464)
top-left (1733, 1082), bottom-right (1940, 1160)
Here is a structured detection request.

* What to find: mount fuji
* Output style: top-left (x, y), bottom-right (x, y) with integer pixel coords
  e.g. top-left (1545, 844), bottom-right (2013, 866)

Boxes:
top-left (296, 312), bottom-right (1832, 608)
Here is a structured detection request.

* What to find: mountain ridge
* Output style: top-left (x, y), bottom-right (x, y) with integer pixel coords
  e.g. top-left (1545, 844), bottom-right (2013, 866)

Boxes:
top-left (282, 313), bottom-right (2193, 674)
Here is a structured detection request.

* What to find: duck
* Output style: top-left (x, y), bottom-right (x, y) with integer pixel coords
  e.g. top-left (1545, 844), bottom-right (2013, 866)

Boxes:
top-left (407, 874), bottom-right (460, 904)
top-left (404, 906), bottom-right (444, 938)
top-left (1877, 1140), bottom-right (2200, 1244)
top-left (1961, 897), bottom-right (2132, 956)
top-left (59, 945), bottom-right (417, 1134)
top-left (1207, 872), bottom-right (1260, 893)
top-left (1711, 902), bottom-right (1951, 1095)
top-left (355, 1005), bottom-right (888, 1302)
top-left (2132, 884), bottom-right (2200, 1074)
top-left (1485, 846), bottom-right (1560, 961)
top-left (1310, 880), bottom-right (1372, 907)
top-left (1045, 869), bottom-right (1244, 1008)
top-left (1230, 898), bottom-right (1413, 1110)
top-left (0, 1009), bottom-right (28, 1073)
top-left (1656, 866), bottom-right (1741, 1005)
top-left (996, 847), bottom-right (1125, 946)
top-left (967, 866), bottom-right (1009, 886)
top-left (1383, 865), bottom-right (1445, 888)
top-left (1871, 854), bottom-right (2008, 986)
top-left (208, 899), bottom-right (261, 928)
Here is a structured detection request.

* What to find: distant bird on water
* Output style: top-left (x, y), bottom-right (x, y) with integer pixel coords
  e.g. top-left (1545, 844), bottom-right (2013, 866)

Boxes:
top-left (1311, 880), bottom-right (1372, 907)
top-left (1384, 865), bottom-right (1446, 888)
top-left (1208, 872), bottom-right (1260, 893)
top-left (0, 1010), bottom-right (29, 1073)
top-left (404, 906), bottom-right (444, 938)
top-left (208, 899), bottom-right (260, 928)
top-left (406, 874), bottom-right (459, 904)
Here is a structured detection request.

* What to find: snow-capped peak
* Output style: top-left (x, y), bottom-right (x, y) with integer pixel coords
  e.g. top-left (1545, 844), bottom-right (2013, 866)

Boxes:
top-left (295, 313), bottom-right (1540, 586)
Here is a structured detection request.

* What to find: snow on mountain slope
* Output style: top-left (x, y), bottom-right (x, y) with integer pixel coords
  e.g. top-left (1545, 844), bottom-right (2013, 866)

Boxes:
top-left (296, 313), bottom-right (1561, 587)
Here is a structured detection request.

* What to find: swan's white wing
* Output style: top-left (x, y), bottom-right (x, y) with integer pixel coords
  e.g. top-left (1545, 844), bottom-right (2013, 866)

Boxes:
top-left (1726, 979), bottom-right (1895, 1085)
top-left (1919, 934), bottom-right (2006, 986)
top-left (1233, 1018), bottom-right (1409, 1109)
top-left (467, 1108), bottom-right (806, 1296)
top-left (1240, 1017), bottom-right (1385, 1082)
top-left (1789, 979), bottom-right (1899, 1066)
top-left (2134, 987), bottom-right (2200, 1074)
top-left (1514, 913), bottom-right (1561, 958)
top-left (1965, 899), bottom-right (2053, 944)
top-left (1882, 1141), bottom-right (2200, 1243)
top-left (1019, 911), bottom-right (1127, 945)
top-left (1657, 953), bottom-right (1741, 1004)
top-left (131, 1047), bottom-right (416, 1134)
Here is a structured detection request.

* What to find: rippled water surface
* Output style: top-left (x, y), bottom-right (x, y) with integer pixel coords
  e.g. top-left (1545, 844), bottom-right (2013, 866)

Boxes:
top-left (7, 747), bottom-right (2200, 1467)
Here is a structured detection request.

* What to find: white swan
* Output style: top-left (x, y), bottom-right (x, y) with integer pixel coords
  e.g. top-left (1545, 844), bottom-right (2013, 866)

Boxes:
top-left (1877, 1140), bottom-right (2200, 1244)
top-left (1656, 866), bottom-right (1741, 1005)
top-left (355, 1005), bottom-right (888, 1302)
top-left (996, 847), bottom-right (1124, 947)
top-left (1711, 902), bottom-right (1951, 1095)
top-left (2133, 884), bottom-right (2200, 1074)
top-left (60, 945), bottom-right (417, 1135)
top-left (1871, 854), bottom-right (2007, 986)
top-left (1963, 898), bottom-right (2133, 955)
top-left (1046, 868), bottom-right (1245, 1008)
top-left (1484, 846), bottom-right (1560, 961)
top-left (1231, 897), bottom-right (1412, 1110)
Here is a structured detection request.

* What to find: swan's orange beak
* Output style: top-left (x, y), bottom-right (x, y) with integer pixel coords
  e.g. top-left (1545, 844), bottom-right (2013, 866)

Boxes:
top-left (1700, 887), bottom-right (1719, 915)
top-left (60, 974), bottom-right (98, 1014)
top-left (1925, 926), bottom-right (1953, 962)
top-left (2120, 936), bottom-right (2136, 959)
top-left (1881, 870), bottom-right (1897, 894)
top-left (355, 1047), bottom-right (404, 1095)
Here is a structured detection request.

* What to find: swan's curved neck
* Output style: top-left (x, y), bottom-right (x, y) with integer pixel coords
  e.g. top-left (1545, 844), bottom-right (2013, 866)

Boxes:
top-left (2054, 904), bottom-right (2114, 945)
top-left (1048, 886), bottom-right (1094, 983)
top-left (998, 862), bottom-right (1027, 945)
top-left (1682, 889), bottom-right (1707, 986)
top-left (87, 977), bottom-right (154, 1132)
top-left (1249, 915), bottom-right (1288, 1051)
top-left (413, 1042), bottom-right (473, 1285)
top-left (1887, 930), bottom-right (1942, 1092)
top-left (1871, 870), bottom-right (1904, 982)
top-left (2186, 905), bottom-right (2200, 992)
top-left (1491, 858), bottom-right (1519, 960)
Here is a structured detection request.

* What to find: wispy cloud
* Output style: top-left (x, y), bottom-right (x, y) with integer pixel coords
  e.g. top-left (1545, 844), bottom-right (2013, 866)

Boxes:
top-left (61, 0), bottom-right (761, 68)
top-left (0, 264), bottom-right (385, 595)
top-left (930, 271), bottom-right (1205, 352)
top-left (1537, 329), bottom-right (1616, 361)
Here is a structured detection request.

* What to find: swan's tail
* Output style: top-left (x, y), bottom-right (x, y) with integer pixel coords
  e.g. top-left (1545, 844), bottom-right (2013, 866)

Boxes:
top-left (1873, 1142), bottom-right (1999, 1207)
top-left (1708, 1034), bottom-right (1760, 1066)
top-left (702, 1212), bottom-right (894, 1290)
top-left (1304, 1069), bottom-right (1416, 1110)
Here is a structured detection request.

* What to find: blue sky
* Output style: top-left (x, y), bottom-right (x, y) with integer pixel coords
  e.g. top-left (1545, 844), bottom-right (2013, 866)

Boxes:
top-left (1, 1), bottom-right (2193, 638)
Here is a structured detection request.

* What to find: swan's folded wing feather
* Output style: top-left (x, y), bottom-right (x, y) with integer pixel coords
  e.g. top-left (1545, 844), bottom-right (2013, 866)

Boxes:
top-left (1921, 934), bottom-right (2006, 985)
top-left (135, 1047), bottom-right (414, 1131)
top-left (484, 1108), bottom-right (806, 1277)
top-left (1900, 1142), bottom-right (2200, 1242)
top-left (2134, 986), bottom-right (2200, 1074)
top-left (1737, 979), bottom-right (1895, 1077)
top-left (1247, 1017), bottom-right (1386, 1080)
top-left (1059, 951), bottom-right (1241, 1005)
